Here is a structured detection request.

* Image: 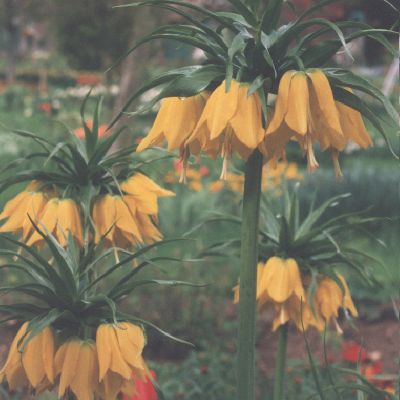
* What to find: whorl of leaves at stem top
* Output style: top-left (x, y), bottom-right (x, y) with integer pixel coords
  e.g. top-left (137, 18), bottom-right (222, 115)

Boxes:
top-left (0, 219), bottom-right (201, 347)
top-left (112, 0), bottom-right (399, 155)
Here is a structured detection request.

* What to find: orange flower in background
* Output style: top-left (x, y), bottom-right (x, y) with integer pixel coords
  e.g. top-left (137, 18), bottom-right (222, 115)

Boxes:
top-left (0, 181), bottom-right (48, 242)
top-left (341, 341), bottom-right (367, 363)
top-left (207, 162), bottom-right (302, 194)
top-left (76, 73), bottom-right (101, 86)
top-left (74, 120), bottom-right (108, 139)
top-left (341, 341), bottom-right (396, 395)
top-left (27, 198), bottom-right (83, 247)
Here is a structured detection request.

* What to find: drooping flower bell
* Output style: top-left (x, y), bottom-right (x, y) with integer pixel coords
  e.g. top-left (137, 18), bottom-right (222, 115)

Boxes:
top-left (311, 274), bottom-right (358, 332)
top-left (55, 339), bottom-right (99, 400)
top-left (92, 174), bottom-right (173, 248)
top-left (92, 195), bottom-right (148, 247)
top-left (27, 198), bottom-right (83, 247)
top-left (234, 257), bottom-right (312, 331)
top-left (136, 93), bottom-right (209, 152)
top-left (0, 322), bottom-right (55, 391)
top-left (261, 69), bottom-right (372, 176)
top-left (96, 322), bottom-right (148, 399)
top-left (0, 181), bottom-right (47, 241)
top-left (257, 257), bottom-right (312, 331)
top-left (120, 173), bottom-right (175, 215)
top-left (186, 79), bottom-right (265, 179)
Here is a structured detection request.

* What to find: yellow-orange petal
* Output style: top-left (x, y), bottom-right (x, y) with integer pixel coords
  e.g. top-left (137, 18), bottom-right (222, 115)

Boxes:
top-left (58, 340), bottom-right (81, 397)
top-left (307, 70), bottom-right (343, 136)
top-left (267, 71), bottom-right (296, 134)
top-left (285, 73), bottom-right (309, 135)
top-left (96, 325), bottom-right (113, 381)
top-left (229, 86), bottom-right (264, 149)
top-left (205, 80), bottom-right (240, 140)
top-left (336, 101), bottom-right (372, 149)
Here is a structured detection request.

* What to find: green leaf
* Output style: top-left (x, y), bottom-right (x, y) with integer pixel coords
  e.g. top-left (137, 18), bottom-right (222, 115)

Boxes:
top-left (0, 284), bottom-right (56, 305)
top-left (113, 279), bottom-right (207, 301)
top-left (127, 315), bottom-right (195, 347)
top-left (331, 86), bottom-right (399, 159)
top-left (116, 1), bottom-right (238, 31)
top-left (86, 96), bottom-right (104, 157)
top-left (83, 238), bottom-right (191, 292)
top-left (0, 303), bottom-right (48, 319)
top-left (26, 218), bottom-right (78, 300)
top-left (213, 12), bottom-right (253, 29)
top-left (301, 40), bottom-right (341, 68)
top-left (326, 68), bottom-right (399, 123)
top-left (296, 0), bottom-right (344, 22)
top-left (88, 126), bottom-right (126, 169)
top-left (134, 65), bottom-right (225, 115)
top-left (248, 75), bottom-right (267, 96)
top-left (108, 66), bottom-right (220, 129)
top-left (85, 295), bottom-right (118, 324)
top-left (20, 309), bottom-right (63, 351)
top-left (0, 237), bottom-right (72, 302)
top-left (260, 0), bottom-right (283, 33)
top-left (225, 0), bottom-right (257, 25)
top-left (295, 193), bottom-right (351, 240)
top-left (260, 32), bottom-right (277, 77)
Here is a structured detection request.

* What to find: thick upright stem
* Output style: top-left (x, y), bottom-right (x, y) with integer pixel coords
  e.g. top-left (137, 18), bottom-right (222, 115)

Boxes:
top-left (273, 323), bottom-right (289, 400)
top-left (237, 149), bottom-right (263, 400)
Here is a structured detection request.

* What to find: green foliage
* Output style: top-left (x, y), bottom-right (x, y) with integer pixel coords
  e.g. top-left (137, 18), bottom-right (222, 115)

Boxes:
top-left (0, 225), bottom-right (197, 346)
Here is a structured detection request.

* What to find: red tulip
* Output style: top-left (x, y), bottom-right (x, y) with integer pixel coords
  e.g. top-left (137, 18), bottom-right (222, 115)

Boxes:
top-left (341, 341), bottom-right (367, 363)
top-left (123, 371), bottom-right (158, 400)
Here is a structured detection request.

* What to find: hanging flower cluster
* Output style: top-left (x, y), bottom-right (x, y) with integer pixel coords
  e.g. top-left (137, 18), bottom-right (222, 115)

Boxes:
top-left (232, 186), bottom-right (378, 332)
top-left (0, 103), bottom-right (194, 399)
top-left (234, 257), bottom-right (357, 332)
top-left (0, 106), bottom-right (174, 250)
top-left (126, 0), bottom-right (397, 180)
top-left (262, 70), bottom-right (373, 177)
top-left (0, 321), bottom-right (148, 400)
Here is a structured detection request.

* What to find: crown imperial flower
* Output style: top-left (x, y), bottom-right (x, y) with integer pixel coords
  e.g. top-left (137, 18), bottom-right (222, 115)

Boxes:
top-left (137, 93), bottom-right (208, 152)
top-left (0, 323), bottom-right (55, 390)
top-left (187, 79), bottom-right (265, 178)
top-left (312, 274), bottom-right (358, 332)
top-left (55, 339), bottom-right (99, 400)
top-left (262, 69), bottom-right (372, 176)
top-left (27, 198), bottom-right (83, 247)
top-left (0, 182), bottom-right (47, 241)
top-left (96, 323), bottom-right (148, 383)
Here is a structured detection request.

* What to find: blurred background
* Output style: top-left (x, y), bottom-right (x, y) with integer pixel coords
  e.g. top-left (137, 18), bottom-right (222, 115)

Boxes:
top-left (0, 0), bottom-right (399, 399)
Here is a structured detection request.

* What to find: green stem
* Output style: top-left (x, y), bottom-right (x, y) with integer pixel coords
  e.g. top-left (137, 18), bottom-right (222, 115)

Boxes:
top-left (273, 323), bottom-right (289, 400)
top-left (237, 149), bottom-right (263, 400)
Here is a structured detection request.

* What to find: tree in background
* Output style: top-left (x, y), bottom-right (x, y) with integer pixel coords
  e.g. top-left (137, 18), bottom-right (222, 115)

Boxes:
top-left (52, 0), bottom-right (134, 71)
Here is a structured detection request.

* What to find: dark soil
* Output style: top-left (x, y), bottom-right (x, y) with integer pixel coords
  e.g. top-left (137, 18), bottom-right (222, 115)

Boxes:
top-left (257, 315), bottom-right (399, 376)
